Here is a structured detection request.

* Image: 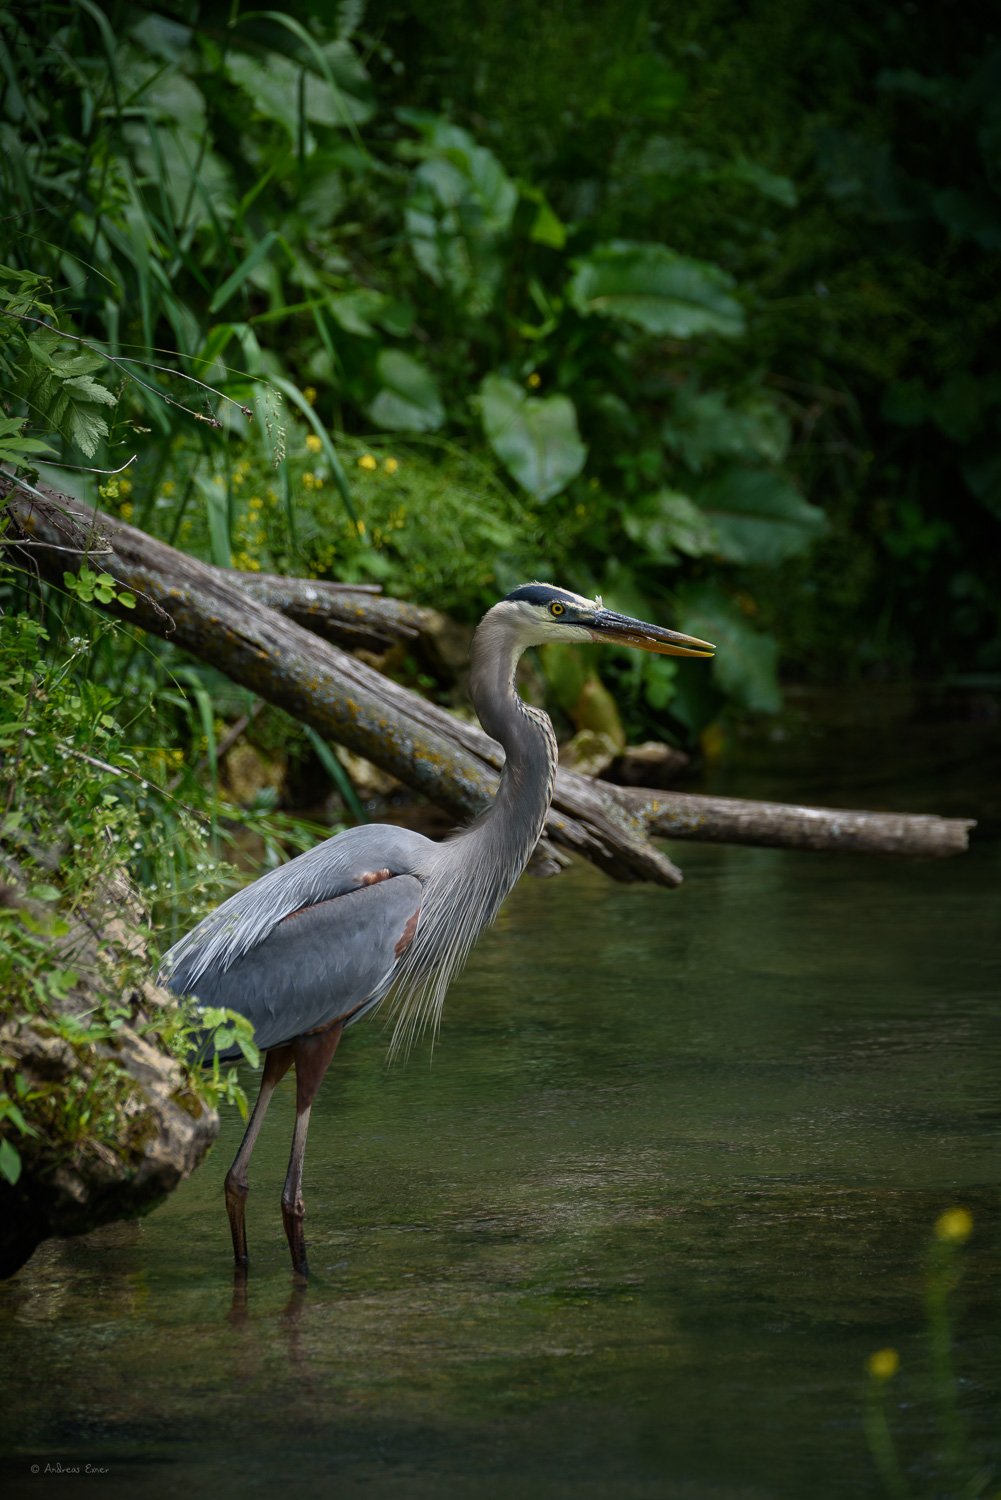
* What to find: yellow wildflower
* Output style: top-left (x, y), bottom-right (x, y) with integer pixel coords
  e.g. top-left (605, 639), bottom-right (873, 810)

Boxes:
top-left (306, 433), bottom-right (323, 453)
top-left (935, 1207), bottom-right (973, 1243)
top-left (527, 372), bottom-right (541, 388)
top-left (161, 480), bottom-right (176, 497)
top-left (867, 1349), bottom-right (899, 1380)
top-left (303, 386), bottom-right (317, 405)
top-left (120, 502), bottom-right (133, 521)
top-left (356, 519), bottom-right (366, 535)
top-left (384, 457), bottom-right (399, 475)
top-left (358, 454), bottom-right (377, 471)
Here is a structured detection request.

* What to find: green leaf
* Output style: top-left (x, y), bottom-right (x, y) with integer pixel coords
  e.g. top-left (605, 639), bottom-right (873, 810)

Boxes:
top-left (664, 386), bottom-right (791, 470)
top-left (569, 241), bottom-right (746, 339)
top-left (269, 375), bottom-right (356, 525)
top-left (727, 158), bottom-right (798, 207)
top-left (679, 587), bottom-right (782, 714)
top-left (0, 1098), bottom-right (30, 1134)
top-left (480, 374), bottom-right (587, 502)
top-left (0, 414), bottom-right (54, 466)
top-left (403, 115), bottom-right (518, 313)
top-left (28, 883), bottom-right (61, 902)
top-left (601, 55), bottom-right (687, 117)
top-left (224, 45), bottom-right (372, 138)
top-left (237, 1034), bottom-right (260, 1067)
top-left (366, 349), bottom-right (445, 433)
top-left (697, 467), bottom-right (825, 565)
top-left (209, 231), bottom-right (280, 314)
top-left (530, 199), bottom-right (567, 249)
top-left (194, 474), bottom-right (232, 569)
top-left (18, 331), bottom-right (117, 458)
top-left (303, 725), bottom-right (367, 824)
top-left (325, 288), bottom-right (388, 337)
top-left (623, 489), bottom-right (717, 562)
top-left (0, 1138), bottom-right (22, 1186)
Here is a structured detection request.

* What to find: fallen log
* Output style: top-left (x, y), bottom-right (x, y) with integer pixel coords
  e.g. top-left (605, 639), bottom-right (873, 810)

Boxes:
top-left (615, 788), bottom-right (973, 858)
top-left (229, 570), bottom-right (437, 653)
top-left (2, 479), bottom-right (975, 873)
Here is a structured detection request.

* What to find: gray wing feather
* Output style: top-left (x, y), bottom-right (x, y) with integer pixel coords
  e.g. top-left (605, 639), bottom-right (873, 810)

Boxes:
top-left (170, 874), bottom-right (423, 1052)
top-left (160, 823), bottom-right (430, 990)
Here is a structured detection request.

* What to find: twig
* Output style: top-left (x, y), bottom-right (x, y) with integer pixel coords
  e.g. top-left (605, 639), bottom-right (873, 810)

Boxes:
top-left (35, 453), bottom-right (138, 477)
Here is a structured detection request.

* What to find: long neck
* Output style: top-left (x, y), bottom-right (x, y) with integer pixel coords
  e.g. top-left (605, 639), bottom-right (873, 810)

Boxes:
top-left (454, 609), bottom-right (558, 892)
top-left (387, 607), bottom-right (558, 1054)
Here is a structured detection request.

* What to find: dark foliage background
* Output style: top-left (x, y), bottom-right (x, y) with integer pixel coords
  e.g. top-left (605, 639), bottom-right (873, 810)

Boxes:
top-left (1, 0), bottom-right (998, 769)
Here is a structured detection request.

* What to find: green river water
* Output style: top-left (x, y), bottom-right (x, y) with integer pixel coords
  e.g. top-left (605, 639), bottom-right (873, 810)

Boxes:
top-left (1, 690), bottom-right (998, 1498)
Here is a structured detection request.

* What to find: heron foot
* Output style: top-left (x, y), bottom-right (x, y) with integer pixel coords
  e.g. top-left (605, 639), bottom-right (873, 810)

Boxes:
top-left (282, 1195), bottom-right (308, 1277)
top-left (225, 1172), bottom-right (250, 1265)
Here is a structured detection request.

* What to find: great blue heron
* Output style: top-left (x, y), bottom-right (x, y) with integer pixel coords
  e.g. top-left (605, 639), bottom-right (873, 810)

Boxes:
top-left (162, 583), bottom-right (714, 1276)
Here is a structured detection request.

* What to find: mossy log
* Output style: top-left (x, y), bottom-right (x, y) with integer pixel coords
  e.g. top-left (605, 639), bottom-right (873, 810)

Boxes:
top-left (3, 479), bottom-right (975, 874)
top-left (0, 857), bottom-right (218, 1279)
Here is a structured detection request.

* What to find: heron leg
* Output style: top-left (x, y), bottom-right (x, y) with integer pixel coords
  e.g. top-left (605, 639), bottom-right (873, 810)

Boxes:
top-left (225, 1042), bottom-right (294, 1267)
top-left (282, 1023), bottom-right (345, 1278)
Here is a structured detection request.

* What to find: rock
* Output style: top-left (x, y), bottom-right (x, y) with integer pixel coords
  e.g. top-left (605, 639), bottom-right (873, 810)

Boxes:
top-left (604, 740), bottom-right (689, 787)
top-left (222, 740), bottom-right (286, 804)
top-left (0, 857), bottom-right (218, 1279)
top-left (335, 746), bottom-right (402, 800)
top-left (558, 728), bottom-right (620, 779)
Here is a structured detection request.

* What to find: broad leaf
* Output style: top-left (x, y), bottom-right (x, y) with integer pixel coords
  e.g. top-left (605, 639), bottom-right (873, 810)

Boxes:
top-left (19, 332), bottom-right (116, 458)
top-left (367, 349), bottom-right (444, 432)
top-left (225, 46), bottom-right (373, 139)
top-left (325, 288), bottom-right (388, 337)
top-left (623, 489), bottom-right (716, 562)
top-left (697, 466), bottom-right (825, 565)
top-left (480, 375), bottom-right (587, 502)
top-left (679, 586), bottom-right (782, 714)
top-left (403, 116), bottom-right (518, 314)
top-left (664, 386), bottom-right (791, 471)
top-left (569, 241), bottom-right (746, 339)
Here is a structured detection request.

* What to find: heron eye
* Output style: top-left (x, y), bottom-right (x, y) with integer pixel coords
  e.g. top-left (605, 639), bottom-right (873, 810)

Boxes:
top-left (549, 601), bottom-right (566, 617)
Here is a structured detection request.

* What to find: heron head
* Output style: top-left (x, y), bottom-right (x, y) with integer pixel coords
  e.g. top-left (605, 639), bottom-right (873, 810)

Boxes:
top-left (501, 583), bottom-right (715, 658)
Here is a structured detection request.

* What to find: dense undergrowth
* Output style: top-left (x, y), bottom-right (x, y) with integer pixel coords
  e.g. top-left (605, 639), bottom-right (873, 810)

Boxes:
top-left (0, 589), bottom-right (319, 1184)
